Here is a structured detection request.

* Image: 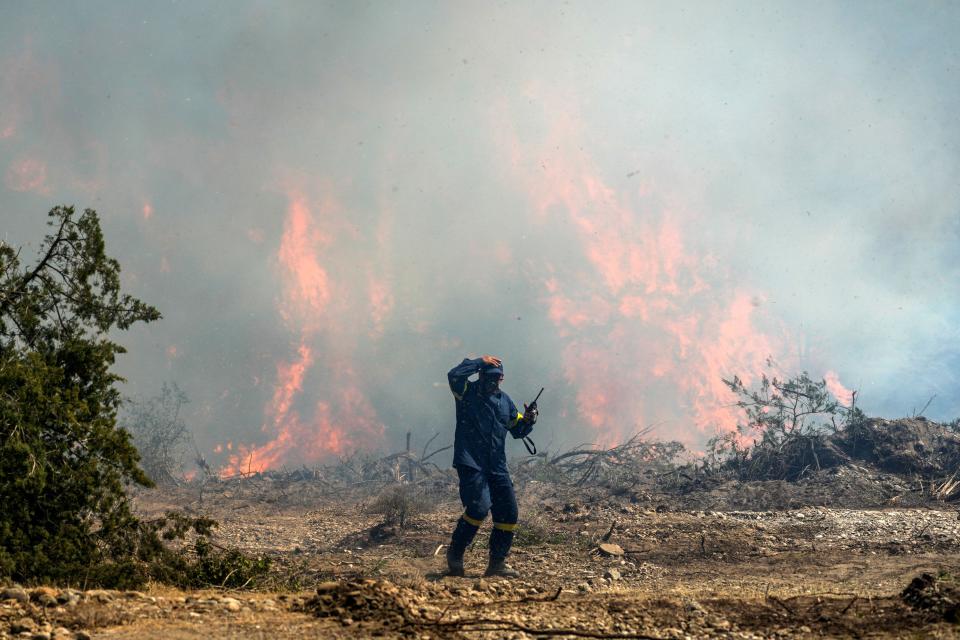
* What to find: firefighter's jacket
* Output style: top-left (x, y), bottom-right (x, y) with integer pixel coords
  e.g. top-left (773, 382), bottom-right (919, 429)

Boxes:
top-left (448, 358), bottom-right (525, 474)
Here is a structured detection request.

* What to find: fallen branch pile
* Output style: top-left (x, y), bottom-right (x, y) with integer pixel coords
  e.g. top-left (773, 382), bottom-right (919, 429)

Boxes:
top-left (513, 430), bottom-right (686, 488)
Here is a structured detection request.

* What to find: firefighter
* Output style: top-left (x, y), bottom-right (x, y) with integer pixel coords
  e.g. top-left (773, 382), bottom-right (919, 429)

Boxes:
top-left (445, 355), bottom-right (537, 578)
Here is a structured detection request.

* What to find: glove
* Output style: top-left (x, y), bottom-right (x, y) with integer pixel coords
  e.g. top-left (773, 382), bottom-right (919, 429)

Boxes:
top-left (514, 404), bottom-right (537, 438)
top-left (523, 403), bottom-right (538, 425)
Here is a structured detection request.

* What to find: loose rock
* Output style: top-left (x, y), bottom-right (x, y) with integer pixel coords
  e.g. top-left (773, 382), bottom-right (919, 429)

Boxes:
top-left (2, 586), bottom-right (30, 603)
top-left (598, 543), bottom-right (624, 557)
top-left (11, 617), bottom-right (38, 634)
top-left (221, 597), bottom-right (242, 612)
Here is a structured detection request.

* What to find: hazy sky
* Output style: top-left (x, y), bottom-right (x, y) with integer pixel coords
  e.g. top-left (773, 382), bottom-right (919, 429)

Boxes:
top-left (2, 1), bottom-right (958, 470)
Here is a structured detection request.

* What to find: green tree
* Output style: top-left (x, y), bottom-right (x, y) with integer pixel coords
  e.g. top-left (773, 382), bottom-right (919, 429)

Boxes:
top-left (723, 371), bottom-right (850, 443)
top-left (0, 206), bottom-right (161, 584)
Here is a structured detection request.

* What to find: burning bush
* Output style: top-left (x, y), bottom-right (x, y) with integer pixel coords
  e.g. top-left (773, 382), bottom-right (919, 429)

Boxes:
top-left (700, 371), bottom-right (863, 481)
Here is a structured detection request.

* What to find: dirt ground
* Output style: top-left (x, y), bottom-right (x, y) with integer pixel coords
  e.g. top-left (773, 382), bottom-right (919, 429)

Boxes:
top-left (4, 474), bottom-right (960, 640)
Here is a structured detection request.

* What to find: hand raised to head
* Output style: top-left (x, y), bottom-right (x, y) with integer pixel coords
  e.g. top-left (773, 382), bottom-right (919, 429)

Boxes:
top-left (480, 355), bottom-right (502, 368)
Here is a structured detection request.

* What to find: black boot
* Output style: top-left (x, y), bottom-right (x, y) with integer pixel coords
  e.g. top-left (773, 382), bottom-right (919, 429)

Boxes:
top-left (446, 546), bottom-right (465, 577)
top-left (484, 558), bottom-right (520, 578)
top-left (485, 527), bottom-right (519, 578)
top-left (446, 517), bottom-right (479, 577)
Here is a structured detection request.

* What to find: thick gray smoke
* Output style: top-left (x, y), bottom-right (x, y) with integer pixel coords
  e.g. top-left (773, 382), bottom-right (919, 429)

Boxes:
top-left (2, 2), bottom-right (958, 468)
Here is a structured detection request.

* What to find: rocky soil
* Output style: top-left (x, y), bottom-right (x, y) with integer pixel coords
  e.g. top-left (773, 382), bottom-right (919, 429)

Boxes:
top-left (4, 475), bottom-right (960, 639)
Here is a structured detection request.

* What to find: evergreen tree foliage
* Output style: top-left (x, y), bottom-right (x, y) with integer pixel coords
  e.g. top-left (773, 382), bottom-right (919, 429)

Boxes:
top-left (0, 206), bottom-right (162, 584)
top-left (705, 370), bottom-right (865, 480)
top-left (0, 206), bottom-right (271, 588)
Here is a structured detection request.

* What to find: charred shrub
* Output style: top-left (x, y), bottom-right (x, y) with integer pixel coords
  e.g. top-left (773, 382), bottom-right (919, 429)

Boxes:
top-left (522, 432), bottom-right (686, 489)
top-left (512, 515), bottom-right (568, 547)
top-left (365, 485), bottom-right (436, 528)
top-left (122, 383), bottom-right (192, 486)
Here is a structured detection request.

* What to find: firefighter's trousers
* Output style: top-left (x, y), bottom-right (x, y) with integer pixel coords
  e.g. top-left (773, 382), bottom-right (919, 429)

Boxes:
top-left (448, 465), bottom-right (518, 563)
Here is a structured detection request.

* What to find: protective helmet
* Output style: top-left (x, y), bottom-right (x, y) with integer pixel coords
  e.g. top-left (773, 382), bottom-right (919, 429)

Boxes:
top-left (480, 362), bottom-right (504, 378)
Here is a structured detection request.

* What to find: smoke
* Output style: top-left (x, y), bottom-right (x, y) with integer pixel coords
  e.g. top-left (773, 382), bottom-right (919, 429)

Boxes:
top-left (2, 2), bottom-right (958, 469)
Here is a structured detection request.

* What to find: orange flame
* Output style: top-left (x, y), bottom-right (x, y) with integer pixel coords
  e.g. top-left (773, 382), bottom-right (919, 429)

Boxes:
top-left (276, 194), bottom-right (332, 330)
top-left (221, 192), bottom-right (385, 475)
top-left (503, 101), bottom-right (791, 445)
top-left (824, 370), bottom-right (854, 406)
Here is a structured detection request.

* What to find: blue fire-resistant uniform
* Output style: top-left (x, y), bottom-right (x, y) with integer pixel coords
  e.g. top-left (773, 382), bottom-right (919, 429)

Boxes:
top-left (450, 358), bottom-right (525, 474)
top-left (446, 357), bottom-right (528, 567)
